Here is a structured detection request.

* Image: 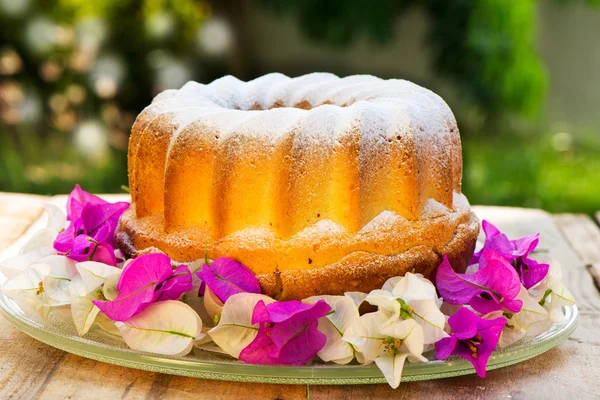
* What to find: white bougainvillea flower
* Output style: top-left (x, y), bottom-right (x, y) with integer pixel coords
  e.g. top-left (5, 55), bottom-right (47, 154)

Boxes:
top-left (2, 255), bottom-right (76, 306)
top-left (115, 300), bottom-right (204, 356)
top-left (0, 205), bottom-right (67, 284)
top-left (304, 294), bottom-right (362, 364)
top-left (0, 255), bottom-right (76, 320)
top-left (343, 310), bottom-right (426, 388)
top-left (525, 260), bottom-right (575, 334)
top-left (365, 273), bottom-right (447, 345)
top-left (538, 261), bottom-right (575, 319)
top-left (208, 293), bottom-right (275, 358)
top-left (344, 291), bottom-right (367, 308)
top-left (70, 262), bottom-right (121, 335)
top-left (20, 204), bottom-right (67, 254)
top-left (0, 247), bottom-right (55, 283)
top-left (492, 286), bottom-right (548, 348)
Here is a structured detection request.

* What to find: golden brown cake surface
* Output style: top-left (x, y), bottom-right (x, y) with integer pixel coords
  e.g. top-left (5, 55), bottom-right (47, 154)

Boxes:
top-left (117, 73), bottom-right (479, 299)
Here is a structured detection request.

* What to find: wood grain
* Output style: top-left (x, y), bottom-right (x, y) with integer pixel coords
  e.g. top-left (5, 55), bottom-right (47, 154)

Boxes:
top-left (1, 194), bottom-right (600, 399)
top-left (554, 214), bottom-right (600, 295)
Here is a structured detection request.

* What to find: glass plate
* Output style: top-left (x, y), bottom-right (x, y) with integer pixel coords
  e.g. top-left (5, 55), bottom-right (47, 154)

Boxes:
top-left (0, 293), bottom-right (578, 385)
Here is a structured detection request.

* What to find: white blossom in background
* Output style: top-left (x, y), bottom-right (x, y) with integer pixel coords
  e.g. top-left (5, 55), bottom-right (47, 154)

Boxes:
top-left (0, 0), bottom-right (31, 17)
top-left (155, 58), bottom-right (192, 91)
top-left (25, 17), bottom-right (56, 53)
top-left (76, 18), bottom-right (107, 51)
top-left (145, 12), bottom-right (175, 40)
top-left (197, 17), bottom-right (233, 56)
top-left (73, 120), bottom-right (109, 162)
top-left (90, 54), bottom-right (125, 98)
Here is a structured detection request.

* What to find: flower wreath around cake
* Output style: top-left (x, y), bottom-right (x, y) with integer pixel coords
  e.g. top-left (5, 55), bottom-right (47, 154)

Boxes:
top-left (0, 186), bottom-right (575, 388)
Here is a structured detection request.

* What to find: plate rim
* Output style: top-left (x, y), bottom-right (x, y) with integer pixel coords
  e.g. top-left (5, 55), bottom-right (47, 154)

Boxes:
top-left (0, 293), bottom-right (579, 385)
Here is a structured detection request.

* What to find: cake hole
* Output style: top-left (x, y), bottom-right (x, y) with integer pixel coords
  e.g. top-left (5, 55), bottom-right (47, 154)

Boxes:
top-left (308, 258), bottom-right (313, 264)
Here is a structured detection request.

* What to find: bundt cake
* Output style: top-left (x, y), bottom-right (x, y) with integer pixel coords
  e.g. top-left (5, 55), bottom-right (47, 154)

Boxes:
top-left (116, 73), bottom-right (479, 300)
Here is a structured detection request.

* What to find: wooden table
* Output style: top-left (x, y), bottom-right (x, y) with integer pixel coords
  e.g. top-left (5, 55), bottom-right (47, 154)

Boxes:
top-left (1, 193), bottom-right (599, 400)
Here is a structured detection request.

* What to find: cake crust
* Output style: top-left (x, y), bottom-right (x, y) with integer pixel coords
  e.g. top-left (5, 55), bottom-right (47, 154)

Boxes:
top-left (117, 73), bottom-right (480, 299)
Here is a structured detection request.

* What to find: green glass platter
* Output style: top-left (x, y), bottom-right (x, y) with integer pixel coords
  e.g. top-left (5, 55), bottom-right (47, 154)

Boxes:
top-left (0, 293), bottom-right (578, 385)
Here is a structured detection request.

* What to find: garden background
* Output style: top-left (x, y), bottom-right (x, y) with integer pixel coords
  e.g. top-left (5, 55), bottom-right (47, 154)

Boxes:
top-left (1, 0), bottom-right (599, 214)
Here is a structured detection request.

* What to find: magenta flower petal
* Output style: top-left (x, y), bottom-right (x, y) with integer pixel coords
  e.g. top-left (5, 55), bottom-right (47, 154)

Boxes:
top-left (434, 335), bottom-right (458, 360)
top-left (272, 319), bottom-right (326, 364)
top-left (437, 251), bottom-right (523, 314)
top-left (198, 257), bottom-right (261, 303)
top-left (471, 220), bottom-right (540, 264)
top-left (93, 253), bottom-right (173, 321)
top-left (67, 235), bottom-right (117, 266)
top-left (239, 299), bottom-right (331, 365)
top-left (81, 202), bottom-right (129, 246)
top-left (435, 307), bottom-right (506, 378)
top-left (520, 257), bottom-right (550, 289)
top-left (66, 184), bottom-right (106, 221)
top-left (237, 322), bottom-right (279, 364)
top-left (156, 264), bottom-right (193, 301)
top-left (54, 223), bottom-right (75, 253)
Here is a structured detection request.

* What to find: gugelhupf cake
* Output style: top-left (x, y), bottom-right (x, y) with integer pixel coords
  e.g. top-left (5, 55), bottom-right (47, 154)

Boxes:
top-left (116, 73), bottom-right (479, 300)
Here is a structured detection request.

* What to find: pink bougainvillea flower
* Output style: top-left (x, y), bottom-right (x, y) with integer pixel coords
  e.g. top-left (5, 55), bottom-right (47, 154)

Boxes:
top-left (66, 184), bottom-right (106, 221)
top-left (436, 251), bottom-right (523, 314)
top-left (53, 185), bottom-right (129, 263)
top-left (238, 299), bottom-right (331, 365)
top-left (68, 235), bottom-right (117, 266)
top-left (53, 218), bottom-right (85, 253)
top-left (435, 307), bottom-right (506, 378)
top-left (518, 257), bottom-right (550, 290)
top-left (470, 220), bottom-right (549, 289)
top-left (94, 253), bottom-right (192, 321)
top-left (79, 202), bottom-right (129, 247)
top-left (471, 220), bottom-right (539, 263)
top-left (197, 257), bottom-right (261, 303)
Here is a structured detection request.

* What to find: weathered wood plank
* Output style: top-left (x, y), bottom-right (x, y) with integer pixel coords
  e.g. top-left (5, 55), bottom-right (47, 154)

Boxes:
top-left (554, 214), bottom-right (600, 294)
top-left (0, 193), bottom-right (47, 251)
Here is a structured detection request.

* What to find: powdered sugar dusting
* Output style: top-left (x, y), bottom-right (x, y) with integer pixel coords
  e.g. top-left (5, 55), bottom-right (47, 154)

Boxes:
top-left (132, 72), bottom-right (464, 242)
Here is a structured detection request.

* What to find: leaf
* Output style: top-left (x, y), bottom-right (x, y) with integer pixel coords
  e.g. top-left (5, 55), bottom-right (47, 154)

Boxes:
top-left (115, 300), bottom-right (203, 356)
top-left (208, 293), bottom-right (275, 358)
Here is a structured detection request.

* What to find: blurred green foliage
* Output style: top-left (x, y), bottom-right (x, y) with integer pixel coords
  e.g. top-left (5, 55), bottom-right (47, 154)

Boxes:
top-left (0, 0), bottom-right (598, 215)
top-left (263, 0), bottom-right (547, 119)
top-left (463, 131), bottom-right (600, 215)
